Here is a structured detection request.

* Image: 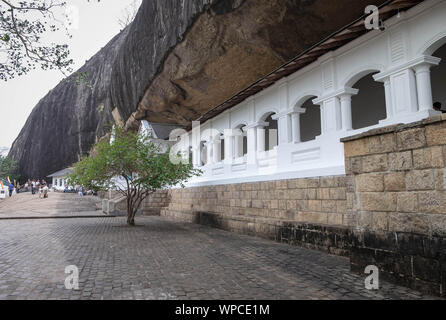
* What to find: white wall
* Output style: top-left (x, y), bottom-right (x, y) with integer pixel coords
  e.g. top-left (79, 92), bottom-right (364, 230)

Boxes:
top-left (181, 0), bottom-right (446, 186)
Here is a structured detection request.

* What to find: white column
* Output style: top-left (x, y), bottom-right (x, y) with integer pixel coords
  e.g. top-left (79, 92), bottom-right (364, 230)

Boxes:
top-left (234, 134), bottom-right (243, 158)
top-left (279, 115), bottom-right (292, 144)
top-left (246, 126), bottom-right (258, 165)
top-left (414, 64), bottom-right (434, 112)
top-left (373, 56), bottom-right (441, 117)
top-left (313, 96), bottom-right (342, 134)
top-left (213, 139), bottom-right (221, 164)
top-left (334, 87), bottom-right (358, 132)
top-left (206, 141), bottom-right (213, 165)
top-left (224, 131), bottom-right (233, 164)
top-left (383, 78), bottom-right (393, 118)
top-left (291, 113), bottom-right (301, 143)
top-left (191, 121), bottom-right (201, 166)
top-left (340, 94), bottom-right (353, 131)
top-left (256, 127), bottom-right (266, 153)
top-left (193, 147), bottom-right (201, 166)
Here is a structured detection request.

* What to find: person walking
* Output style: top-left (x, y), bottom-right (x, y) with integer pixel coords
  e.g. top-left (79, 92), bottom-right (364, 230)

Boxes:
top-left (38, 181), bottom-right (43, 199)
top-left (8, 183), bottom-right (13, 197)
top-left (31, 180), bottom-right (36, 195)
top-left (42, 180), bottom-right (49, 199)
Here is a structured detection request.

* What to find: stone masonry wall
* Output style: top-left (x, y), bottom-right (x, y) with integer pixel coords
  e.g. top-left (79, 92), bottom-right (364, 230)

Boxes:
top-left (343, 116), bottom-right (446, 235)
top-left (99, 190), bottom-right (170, 216)
top-left (153, 115), bottom-right (446, 296)
top-left (158, 175), bottom-right (354, 256)
top-left (142, 190), bottom-right (170, 216)
top-left (342, 114), bottom-right (446, 296)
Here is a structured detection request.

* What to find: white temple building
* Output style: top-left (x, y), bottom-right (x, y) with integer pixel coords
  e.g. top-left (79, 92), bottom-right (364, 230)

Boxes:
top-left (48, 168), bottom-right (73, 191)
top-left (168, 0), bottom-right (446, 186)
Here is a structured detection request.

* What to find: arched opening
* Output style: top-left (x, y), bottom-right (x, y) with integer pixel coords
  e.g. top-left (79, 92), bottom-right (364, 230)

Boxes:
top-left (234, 125), bottom-right (248, 157)
top-left (299, 97), bottom-right (321, 142)
top-left (263, 113), bottom-right (278, 151)
top-left (431, 43), bottom-right (446, 112)
top-left (200, 141), bottom-right (206, 166)
top-left (219, 134), bottom-right (225, 162)
top-left (351, 73), bottom-right (386, 129)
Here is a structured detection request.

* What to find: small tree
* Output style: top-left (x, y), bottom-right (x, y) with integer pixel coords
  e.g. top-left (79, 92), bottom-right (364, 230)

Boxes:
top-left (68, 126), bottom-right (201, 226)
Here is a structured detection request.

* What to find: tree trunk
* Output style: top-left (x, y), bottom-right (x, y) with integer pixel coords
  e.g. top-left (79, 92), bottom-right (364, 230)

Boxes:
top-left (127, 196), bottom-right (135, 226)
top-left (126, 193), bottom-right (145, 226)
top-left (127, 207), bottom-right (135, 226)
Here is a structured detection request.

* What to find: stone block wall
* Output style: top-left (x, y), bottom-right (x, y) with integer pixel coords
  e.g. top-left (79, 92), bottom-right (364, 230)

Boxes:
top-left (161, 176), bottom-right (350, 225)
top-left (154, 115), bottom-right (446, 296)
top-left (99, 190), bottom-right (170, 216)
top-left (159, 175), bottom-right (354, 255)
top-left (142, 190), bottom-right (170, 216)
top-left (342, 115), bottom-right (446, 296)
top-left (343, 116), bottom-right (446, 236)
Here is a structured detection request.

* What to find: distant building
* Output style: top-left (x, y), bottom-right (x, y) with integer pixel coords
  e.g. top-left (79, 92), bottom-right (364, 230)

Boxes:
top-left (139, 120), bottom-right (182, 152)
top-left (47, 168), bottom-right (73, 191)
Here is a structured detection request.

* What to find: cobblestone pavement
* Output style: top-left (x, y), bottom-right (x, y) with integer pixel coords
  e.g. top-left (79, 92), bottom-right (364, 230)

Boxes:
top-left (0, 214), bottom-right (439, 300)
top-left (0, 192), bottom-right (103, 218)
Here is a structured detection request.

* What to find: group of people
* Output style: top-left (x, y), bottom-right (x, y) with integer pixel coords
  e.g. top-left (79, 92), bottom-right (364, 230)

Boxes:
top-left (23, 179), bottom-right (49, 199)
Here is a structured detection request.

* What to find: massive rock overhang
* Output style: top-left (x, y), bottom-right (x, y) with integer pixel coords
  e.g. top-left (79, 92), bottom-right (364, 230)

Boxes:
top-left (189, 0), bottom-right (424, 130)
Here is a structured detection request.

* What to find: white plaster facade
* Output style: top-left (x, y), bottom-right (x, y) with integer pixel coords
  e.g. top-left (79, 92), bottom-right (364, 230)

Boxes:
top-left (175, 0), bottom-right (446, 186)
top-left (48, 168), bottom-right (73, 191)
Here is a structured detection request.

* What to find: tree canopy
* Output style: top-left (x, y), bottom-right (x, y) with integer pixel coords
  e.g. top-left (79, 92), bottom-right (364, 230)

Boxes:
top-left (68, 126), bottom-right (201, 226)
top-left (0, 0), bottom-right (100, 80)
top-left (0, 155), bottom-right (20, 182)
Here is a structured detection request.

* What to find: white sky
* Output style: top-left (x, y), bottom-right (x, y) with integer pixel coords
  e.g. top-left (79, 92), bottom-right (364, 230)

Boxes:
top-left (0, 0), bottom-right (141, 150)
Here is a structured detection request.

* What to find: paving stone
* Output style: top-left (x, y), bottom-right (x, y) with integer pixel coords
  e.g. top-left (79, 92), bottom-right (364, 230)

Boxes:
top-left (0, 217), bottom-right (440, 300)
top-left (0, 195), bottom-right (440, 300)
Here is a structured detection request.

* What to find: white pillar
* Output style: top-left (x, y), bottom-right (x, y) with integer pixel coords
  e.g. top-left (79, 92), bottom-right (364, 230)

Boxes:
top-left (246, 126), bottom-right (258, 165)
top-left (340, 94), bottom-right (353, 131)
top-left (206, 142), bottom-right (212, 165)
top-left (383, 78), bottom-right (393, 118)
top-left (291, 113), bottom-right (300, 143)
top-left (256, 127), bottom-right (266, 153)
top-left (313, 96), bottom-right (342, 134)
top-left (193, 147), bottom-right (201, 166)
top-left (234, 134), bottom-right (243, 158)
top-left (213, 139), bottom-right (221, 164)
top-left (279, 115), bottom-right (292, 144)
top-left (414, 64), bottom-right (434, 112)
top-left (224, 131), bottom-right (233, 164)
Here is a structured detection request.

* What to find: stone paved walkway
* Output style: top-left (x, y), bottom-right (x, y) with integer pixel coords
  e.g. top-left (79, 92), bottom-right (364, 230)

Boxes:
top-left (0, 209), bottom-right (439, 300)
top-left (0, 192), bottom-right (103, 218)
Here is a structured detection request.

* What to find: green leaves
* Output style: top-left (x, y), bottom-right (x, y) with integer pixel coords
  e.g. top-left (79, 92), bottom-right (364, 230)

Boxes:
top-left (0, 0), bottom-right (101, 81)
top-left (68, 126), bottom-right (202, 224)
top-left (0, 156), bottom-right (20, 181)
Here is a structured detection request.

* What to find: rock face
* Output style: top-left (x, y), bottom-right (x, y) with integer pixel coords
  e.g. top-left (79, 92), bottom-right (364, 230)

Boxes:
top-left (10, 0), bottom-right (383, 179)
